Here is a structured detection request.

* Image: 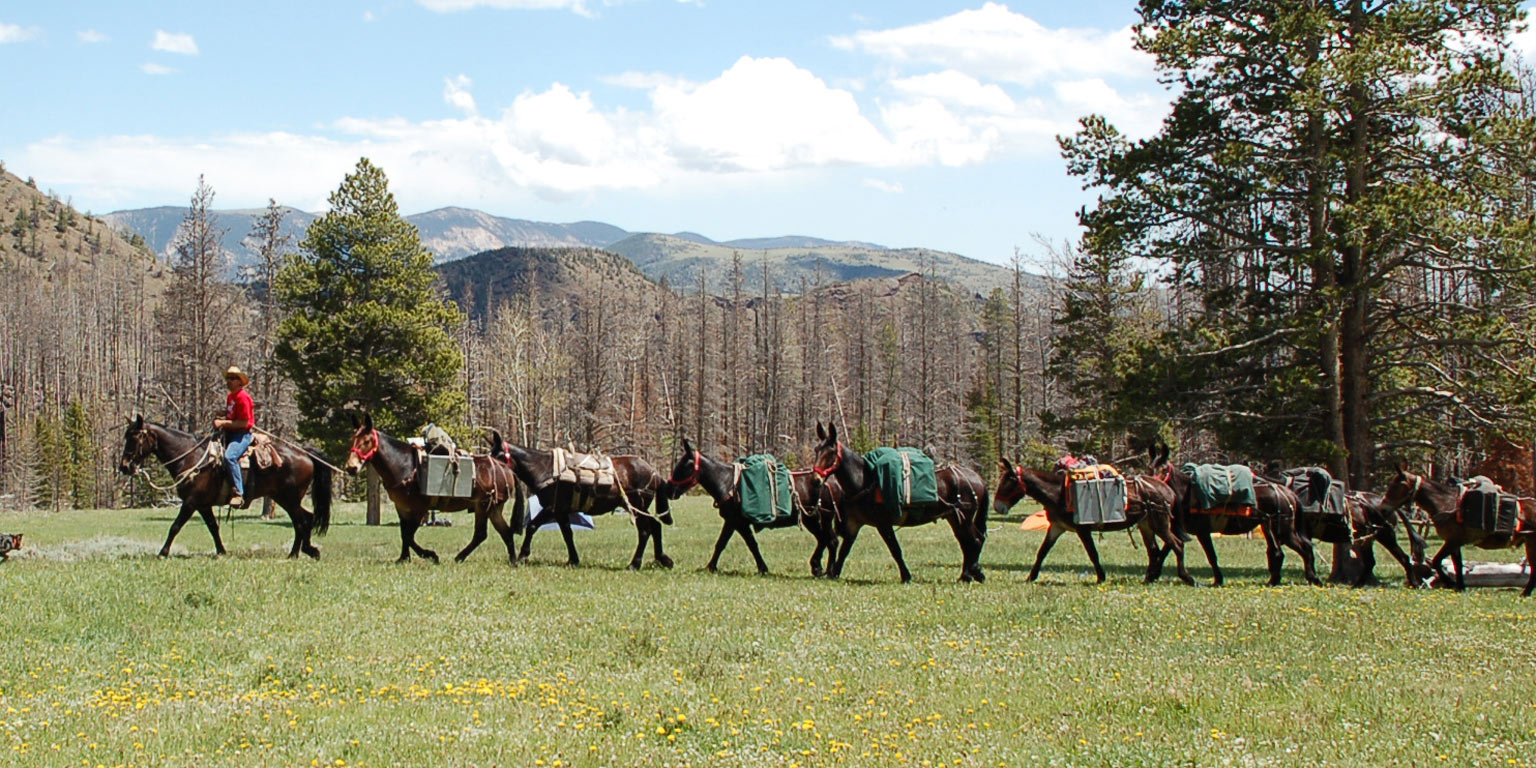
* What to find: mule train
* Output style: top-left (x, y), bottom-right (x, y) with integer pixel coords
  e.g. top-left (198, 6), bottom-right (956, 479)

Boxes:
top-left (117, 417), bottom-right (1530, 594)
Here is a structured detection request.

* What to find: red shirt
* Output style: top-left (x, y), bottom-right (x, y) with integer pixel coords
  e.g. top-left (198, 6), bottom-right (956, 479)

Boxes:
top-left (226, 389), bottom-right (254, 430)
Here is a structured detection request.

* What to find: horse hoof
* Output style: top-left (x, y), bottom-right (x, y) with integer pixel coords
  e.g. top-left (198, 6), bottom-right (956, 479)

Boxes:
top-left (972, 569), bottom-right (986, 583)
top-left (959, 573), bottom-right (973, 583)
top-left (757, 568), bottom-right (769, 576)
top-left (657, 556), bottom-right (674, 569)
top-left (305, 547), bottom-right (321, 560)
top-left (811, 567), bottom-right (824, 578)
top-left (157, 550), bottom-right (170, 559)
top-left (899, 575), bottom-right (913, 584)
top-left (705, 565), bottom-right (719, 574)
top-left (566, 560), bottom-right (580, 568)
top-left (628, 561), bottom-right (642, 571)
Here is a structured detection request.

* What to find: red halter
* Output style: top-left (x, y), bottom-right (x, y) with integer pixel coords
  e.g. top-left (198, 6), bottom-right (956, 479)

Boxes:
top-left (350, 429), bottom-right (380, 462)
top-left (996, 464), bottom-right (1026, 507)
top-left (671, 450), bottom-right (703, 491)
top-left (814, 442), bottom-right (845, 479)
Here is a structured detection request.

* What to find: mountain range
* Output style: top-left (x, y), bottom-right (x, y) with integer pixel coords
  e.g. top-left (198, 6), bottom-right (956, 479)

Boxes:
top-left (102, 205), bottom-right (1024, 296)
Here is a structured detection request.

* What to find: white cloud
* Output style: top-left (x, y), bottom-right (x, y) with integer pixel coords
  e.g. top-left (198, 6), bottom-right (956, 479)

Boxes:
top-left (363, 10), bottom-right (377, 22)
top-left (833, 3), bottom-right (1153, 86)
top-left (444, 75), bottom-right (477, 116)
top-left (417, 0), bottom-right (592, 16)
top-left (863, 178), bottom-right (903, 193)
top-left (77, 29), bottom-right (109, 43)
top-left (1513, 17), bottom-right (1536, 61)
top-left (649, 56), bottom-right (895, 171)
top-left (141, 62), bottom-right (177, 75)
top-left (0, 22), bottom-right (40, 43)
top-left (890, 70), bottom-right (1014, 113)
top-left (151, 30), bottom-right (198, 55)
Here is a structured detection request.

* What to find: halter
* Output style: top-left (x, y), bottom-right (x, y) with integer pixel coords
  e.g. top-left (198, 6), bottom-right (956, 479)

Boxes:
top-left (350, 429), bottom-right (381, 463)
top-left (670, 450), bottom-right (703, 492)
top-left (997, 464), bottom-right (1027, 507)
top-left (813, 442), bottom-right (845, 479)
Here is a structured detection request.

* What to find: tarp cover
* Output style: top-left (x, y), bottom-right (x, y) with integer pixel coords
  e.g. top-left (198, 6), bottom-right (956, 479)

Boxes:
top-left (1280, 467), bottom-right (1347, 520)
top-left (1182, 463), bottom-right (1256, 513)
top-left (865, 447), bottom-right (939, 516)
top-left (737, 454), bottom-right (793, 527)
top-left (1458, 476), bottom-right (1519, 534)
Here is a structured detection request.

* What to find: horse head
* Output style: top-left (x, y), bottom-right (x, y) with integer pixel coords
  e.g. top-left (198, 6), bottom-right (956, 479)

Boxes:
top-left (811, 422), bottom-right (842, 480)
top-left (344, 412), bottom-right (378, 475)
top-left (993, 457), bottom-right (1025, 514)
top-left (119, 415), bottom-right (152, 475)
top-left (1377, 462), bottom-right (1418, 512)
top-left (666, 438), bottom-right (702, 499)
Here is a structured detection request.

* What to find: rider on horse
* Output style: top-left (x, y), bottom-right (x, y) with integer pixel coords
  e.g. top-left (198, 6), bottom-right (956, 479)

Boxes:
top-left (216, 366), bottom-right (255, 507)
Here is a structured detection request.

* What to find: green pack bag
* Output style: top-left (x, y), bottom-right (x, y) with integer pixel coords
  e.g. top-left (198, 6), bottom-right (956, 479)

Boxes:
top-left (864, 447), bottom-right (939, 518)
top-left (737, 454), bottom-right (793, 527)
top-left (1182, 463), bottom-right (1256, 512)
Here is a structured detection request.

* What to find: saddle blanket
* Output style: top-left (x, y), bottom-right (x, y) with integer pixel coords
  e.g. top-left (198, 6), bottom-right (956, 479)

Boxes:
top-left (1280, 467), bottom-right (1347, 521)
top-left (736, 454), bottom-right (793, 527)
top-left (1183, 463), bottom-right (1256, 516)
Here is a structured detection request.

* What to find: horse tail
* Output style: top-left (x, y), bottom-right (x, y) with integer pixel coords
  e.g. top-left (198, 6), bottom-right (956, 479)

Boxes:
top-left (975, 485), bottom-right (991, 546)
top-left (307, 447), bottom-right (334, 535)
top-left (1397, 507), bottom-right (1428, 563)
top-left (1172, 499), bottom-right (1190, 542)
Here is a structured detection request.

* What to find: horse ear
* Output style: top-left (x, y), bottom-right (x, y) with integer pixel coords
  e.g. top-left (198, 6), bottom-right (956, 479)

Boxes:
top-left (829, 422), bottom-right (839, 442)
top-left (363, 412), bottom-right (374, 430)
top-left (1397, 460), bottom-right (1408, 476)
top-left (998, 457), bottom-right (1012, 474)
top-left (816, 422), bottom-right (826, 441)
top-left (682, 437), bottom-right (694, 453)
top-left (133, 414), bottom-right (143, 428)
top-left (351, 413), bottom-right (360, 429)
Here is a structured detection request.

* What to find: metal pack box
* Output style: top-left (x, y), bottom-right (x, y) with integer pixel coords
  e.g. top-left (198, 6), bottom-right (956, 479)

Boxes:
top-left (419, 454), bottom-right (475, 498)
top-left (1071, 476), bottom-right (1127, 525)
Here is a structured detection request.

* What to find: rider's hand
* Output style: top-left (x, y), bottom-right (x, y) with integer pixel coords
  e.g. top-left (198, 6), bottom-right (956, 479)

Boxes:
top-left (214, 418), bottom-right (229, 430)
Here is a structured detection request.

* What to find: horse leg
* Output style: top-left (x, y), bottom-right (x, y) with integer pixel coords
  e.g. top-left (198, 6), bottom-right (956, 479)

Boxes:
top-left (1026, 526), bottom-right (1065, 583)
top-left (1522, 539), bottom-right (1536, 598)
top-left (397, 511), bottom-right (421, 563)
top-left (1352, 535), bottom-right (1381, 587)
top-left (554, 511), bottom-right (579, 567)
top-left (1428, 540), bottom-right (1453, 586)
top-left (1195, 532), bottom-right (1223, 587)
top-left (195, 506), bottom-right (227, 556)
top-left (276, 495), bottom-right (317, 559)
top-left (1260, 525), bottom-right (1285, 586)
top-left (1140, 524), bottom-right (1163, 583)
top-left (629, 519), bottom-right (651, 571)
top-left (649, 516), bottom-right (673, 568)
top-left (1373, 527), bottom-right (1416, 587)
top-left (405, 508), bottom-right (439, 563)
top-left (706, 519), bottom-right (736, 573)
top-left (1285, 528), bottom-right (1322, 586)
top-left (517, 507), bottom-right (556, 563)
top-left (1450, 545), bottom-right (1467, 592)
top-left (874, 523), bottom-right (912, 584)
top-left (736, 521), bottom-right (770, 575)
top-left (828, 525), bottom-right (860, 580)
top-left (455, 504), bottom-right (490, 562)
top-left (486, 502), bottom-right (519, 566)
top-left (159, 501), bottom-right (198, 557)
top-left (810, 517), bottom-right (828, 577)
top-left (1075, 527), bottom-right (1106, 584)
top-left (944, 514), bottom-right (979, 584)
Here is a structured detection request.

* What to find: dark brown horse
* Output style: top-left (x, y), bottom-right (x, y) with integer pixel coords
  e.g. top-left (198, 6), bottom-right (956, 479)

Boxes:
top-left (1151, 444), bottom-right (1321, 586)
top-left (487, 431), bottom-right (672, 570)
top-left (793, 469), bottom-right (844, 577)
top-left (664, 439), bottom-right (841, 576)
top-left (992, 458), bottom-right (1193, 585)
top-left (1277, 468), bottom-right (1428, 587)
top-left (1379, 466), bottom-right (1535, 594)
top-left (344, 414), bottom-right (523, 564)
top-left (810, 423), bottom-right (988, 583)
top-left (118, 416), bottom-right (332, 558)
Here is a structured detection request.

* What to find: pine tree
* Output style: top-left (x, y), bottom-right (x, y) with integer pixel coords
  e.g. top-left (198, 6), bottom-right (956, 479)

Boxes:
top-left (274, 157), bottom-right (465, 452)
top-left (62, 401), bottom-right (96, 509)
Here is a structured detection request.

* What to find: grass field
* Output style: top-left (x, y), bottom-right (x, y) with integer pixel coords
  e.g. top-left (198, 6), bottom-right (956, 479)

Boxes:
top-left (1, 498), bottom-right (1533, 768)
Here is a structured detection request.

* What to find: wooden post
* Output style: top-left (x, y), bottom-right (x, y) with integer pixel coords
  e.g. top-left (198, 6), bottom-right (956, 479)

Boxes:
top-left (366, 466), bottom-right (381, 525)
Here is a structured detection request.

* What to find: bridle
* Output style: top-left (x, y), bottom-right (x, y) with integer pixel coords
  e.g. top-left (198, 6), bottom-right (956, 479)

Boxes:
top-left (350, 429), bottom-right (381, 463)
top-left (123, 429), bottom-right (158, 472)
top-left (670, 450), bottom-right (703, 492)
top-left (813, 442), bottom-right (845, 479)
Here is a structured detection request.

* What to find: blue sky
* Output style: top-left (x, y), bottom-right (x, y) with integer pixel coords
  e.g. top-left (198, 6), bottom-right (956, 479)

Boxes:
top-left (3, 2), bottom-right (1533, 265)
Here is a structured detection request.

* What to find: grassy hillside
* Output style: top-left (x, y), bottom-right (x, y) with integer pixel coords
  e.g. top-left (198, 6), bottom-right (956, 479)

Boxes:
top-left (606, 232), bottom-right (1028, 297)
top-left (0, 498), bottom-right (1530, 768)
top-left (0, 165), bottom-right (165, 285)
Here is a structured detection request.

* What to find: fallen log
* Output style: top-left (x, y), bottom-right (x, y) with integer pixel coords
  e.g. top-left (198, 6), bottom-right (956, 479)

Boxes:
top-left (1431, 559), bottom-right (1532, 588)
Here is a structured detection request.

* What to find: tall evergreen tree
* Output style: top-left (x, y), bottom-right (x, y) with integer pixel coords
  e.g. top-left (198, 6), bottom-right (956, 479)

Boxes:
top-left (1061, 0), bottom-right (1536, 484)
top-left (273, 158), bottom-right (465, 453)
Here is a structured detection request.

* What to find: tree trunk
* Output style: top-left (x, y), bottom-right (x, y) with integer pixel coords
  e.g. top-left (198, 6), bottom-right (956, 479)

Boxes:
top-left (366, 467), bottom-right (381, 526)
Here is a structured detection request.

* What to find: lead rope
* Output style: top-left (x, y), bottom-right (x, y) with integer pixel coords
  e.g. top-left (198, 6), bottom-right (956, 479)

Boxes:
top-left (250, 426), bottom-right (348, 474)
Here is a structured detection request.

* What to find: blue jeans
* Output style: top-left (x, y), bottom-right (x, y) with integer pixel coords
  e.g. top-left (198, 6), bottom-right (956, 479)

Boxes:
top-left (224, 431), bottom-right (254, 496)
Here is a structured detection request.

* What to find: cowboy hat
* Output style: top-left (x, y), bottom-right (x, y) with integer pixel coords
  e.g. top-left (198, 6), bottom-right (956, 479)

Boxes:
top-left (223, 366), bottom-right (250, 386)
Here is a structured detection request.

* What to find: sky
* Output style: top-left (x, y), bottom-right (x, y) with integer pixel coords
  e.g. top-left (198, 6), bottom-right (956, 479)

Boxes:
top-left (3, 1), bottom-right (1535, 265)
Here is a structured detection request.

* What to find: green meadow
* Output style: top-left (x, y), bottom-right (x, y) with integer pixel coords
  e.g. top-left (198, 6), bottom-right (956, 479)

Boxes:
top-left (0, 498), bottom-right (1532, 767)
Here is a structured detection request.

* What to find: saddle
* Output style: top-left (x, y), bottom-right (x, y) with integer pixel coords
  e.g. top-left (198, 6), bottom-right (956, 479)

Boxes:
top-left (207, 433), bottom-right (282, 470)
